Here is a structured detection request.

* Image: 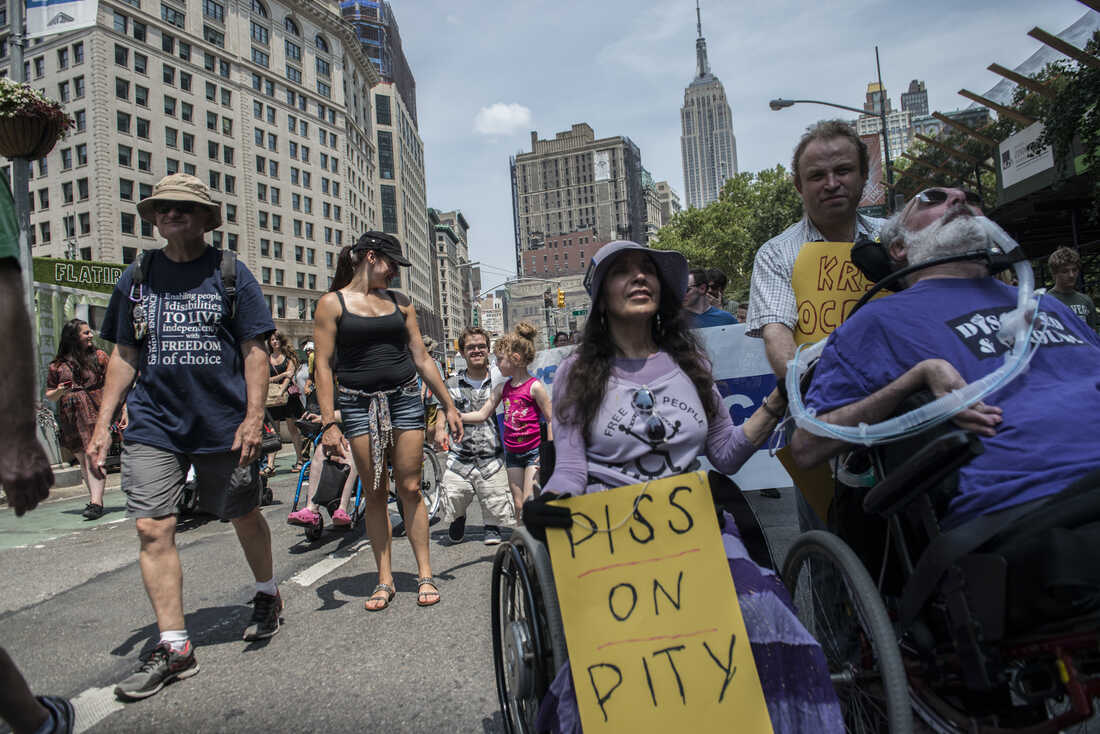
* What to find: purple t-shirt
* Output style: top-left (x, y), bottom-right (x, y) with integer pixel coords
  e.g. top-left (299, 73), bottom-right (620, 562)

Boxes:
top-left (805, 277), bottom-right (1100, 527)
top-left (544, 352), bottom-right (755, 494)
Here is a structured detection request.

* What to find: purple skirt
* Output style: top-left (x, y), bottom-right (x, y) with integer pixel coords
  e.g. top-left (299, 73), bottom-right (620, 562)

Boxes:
top-left (535, 511), bottom-right (845, 734)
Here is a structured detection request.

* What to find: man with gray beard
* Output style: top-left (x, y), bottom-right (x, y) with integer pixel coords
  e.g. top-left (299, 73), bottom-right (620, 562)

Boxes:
top-left (791, 187), bottom-right (1100, 530)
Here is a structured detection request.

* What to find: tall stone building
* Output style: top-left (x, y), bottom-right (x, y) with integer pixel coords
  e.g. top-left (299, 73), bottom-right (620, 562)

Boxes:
top-left (4, 0), bottom-right (381, 344)
top-left (339, 0), bottom-right (415, 126)
top-left (679, 1), bottom-right (736, 209)
top-left (510, 122), bottom-right (645, 277)
top-left (430, 208), bottom-right (472, 358)
top-left (900, 79), bottom-right (929, 116)
top-left (655, 180), bottom-right (681, 224)
top-left (641, 168), bottom-right (662, 242)
top-left (372, 81), bottom-right (437, 341)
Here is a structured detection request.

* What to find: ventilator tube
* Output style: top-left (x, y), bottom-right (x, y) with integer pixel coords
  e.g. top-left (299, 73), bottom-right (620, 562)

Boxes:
top-left (785, 217), bottom-right (1041, 446)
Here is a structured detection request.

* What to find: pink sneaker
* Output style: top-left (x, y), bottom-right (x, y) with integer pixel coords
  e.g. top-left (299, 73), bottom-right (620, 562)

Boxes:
top-left (287, 507), bottom-right (320, 527)
top-left (331, 508), bottom-right (352, 527)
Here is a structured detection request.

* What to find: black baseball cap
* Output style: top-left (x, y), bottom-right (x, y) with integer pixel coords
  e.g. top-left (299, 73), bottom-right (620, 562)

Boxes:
top-left (352, 231), bottom-right (411, 267)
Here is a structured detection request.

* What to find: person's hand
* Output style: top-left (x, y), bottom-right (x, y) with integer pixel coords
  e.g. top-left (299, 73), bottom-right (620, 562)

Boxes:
top-left (86, 422), bottom-right (113, 479)
top-left (58, 380), bottom-right (72, 394)
top-left (321, 423), bottom-right (347, 460)
top-left (445, 406), bottom-right (464, 444)
top-left (117, 407), bottom-right (129, 431)
top-left (0, 425), bottom-right (53, 516)
top-left (921, 359), bottom-right (1002, 437)
top-left (432, 421), bottom-right (449, 452)
top-left (232, 414), bottom-right (264, 467)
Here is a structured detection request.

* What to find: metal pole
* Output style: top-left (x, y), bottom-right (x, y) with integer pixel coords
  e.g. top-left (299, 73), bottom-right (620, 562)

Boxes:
top-left (10, 0), bottom-right (37, 396)
top-left (875, 46), bottom-right (894, 213)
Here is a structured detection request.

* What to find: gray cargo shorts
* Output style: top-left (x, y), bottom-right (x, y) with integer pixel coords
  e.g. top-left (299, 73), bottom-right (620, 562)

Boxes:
top-left (121, 442), bottom-right (261, 520)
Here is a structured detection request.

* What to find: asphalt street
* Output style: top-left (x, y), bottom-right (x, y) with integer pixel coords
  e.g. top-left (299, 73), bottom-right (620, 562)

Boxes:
top-left (0, 452), bottom-right (798, 734)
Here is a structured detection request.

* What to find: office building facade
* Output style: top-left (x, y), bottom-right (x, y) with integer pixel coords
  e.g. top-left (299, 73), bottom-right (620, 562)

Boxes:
top-left (901, 79), bottom-right (929, 116)
top-left (5, 0), bottom-right (381, 344)
top-left (511, 122), bottom-right (645, 278)
top-left (338, 0), bottom-right (415, 126)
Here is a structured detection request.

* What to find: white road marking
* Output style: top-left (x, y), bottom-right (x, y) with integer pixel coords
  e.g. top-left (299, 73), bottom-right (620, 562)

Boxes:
top-left (288, 539), bottom-right (370, 587)
top-left (71, 685), bottom-right (125, 733)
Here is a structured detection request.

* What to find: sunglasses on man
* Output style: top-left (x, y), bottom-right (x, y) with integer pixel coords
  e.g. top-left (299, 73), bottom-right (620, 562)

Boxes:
top-left (152, 201), bottom-right (199, 215)
top-left (915, 188), bottom-right (983, 209)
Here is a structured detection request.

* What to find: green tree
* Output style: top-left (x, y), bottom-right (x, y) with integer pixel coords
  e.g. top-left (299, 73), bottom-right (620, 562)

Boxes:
top-left (650, 166), bottom-right (802, 300)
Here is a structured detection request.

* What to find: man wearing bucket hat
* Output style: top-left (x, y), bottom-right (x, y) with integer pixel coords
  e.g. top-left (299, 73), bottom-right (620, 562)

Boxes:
top-left (87, 174), bottom-right (280, 701)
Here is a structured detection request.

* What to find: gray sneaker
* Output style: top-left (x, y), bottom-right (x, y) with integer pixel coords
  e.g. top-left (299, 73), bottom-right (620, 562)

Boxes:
top-left (483, 526), bottom-right (502, 545)
top-left (115, 642), bottom-right (198, 700)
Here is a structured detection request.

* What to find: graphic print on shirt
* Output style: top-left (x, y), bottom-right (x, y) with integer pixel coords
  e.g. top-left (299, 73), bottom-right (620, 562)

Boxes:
top-left (603, 387), bottom-right (707, 481)
top-left (144, 291), bottom-right (226, 367)
top-left (503, 396), bottom-right (532, 432)
top-left (947, 306), bottom-right (1085, 360)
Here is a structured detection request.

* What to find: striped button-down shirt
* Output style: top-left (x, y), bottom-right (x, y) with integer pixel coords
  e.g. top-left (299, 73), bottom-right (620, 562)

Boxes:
top-left (746, 214), bottom-right (885, 337)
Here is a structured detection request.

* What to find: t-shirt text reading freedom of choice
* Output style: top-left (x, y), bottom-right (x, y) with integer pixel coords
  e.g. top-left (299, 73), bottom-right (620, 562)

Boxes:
top-left (101, 247), bottom-right (274, 454)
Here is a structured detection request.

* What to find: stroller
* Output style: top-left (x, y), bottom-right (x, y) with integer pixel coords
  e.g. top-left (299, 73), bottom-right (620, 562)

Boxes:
top-left (287, 417), bottom-right (365, 540)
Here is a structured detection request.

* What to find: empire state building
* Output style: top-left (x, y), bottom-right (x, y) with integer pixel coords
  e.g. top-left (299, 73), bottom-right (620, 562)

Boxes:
top-left (680, 2), bottom-right (738, 209)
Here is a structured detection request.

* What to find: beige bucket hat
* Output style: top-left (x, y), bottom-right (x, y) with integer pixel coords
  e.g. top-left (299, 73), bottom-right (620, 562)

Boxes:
top-left (136, 173), bottom-right (222, 232)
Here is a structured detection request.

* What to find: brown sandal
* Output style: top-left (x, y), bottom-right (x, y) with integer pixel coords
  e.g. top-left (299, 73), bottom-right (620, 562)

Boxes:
top-left (417, 577), bottom-right (440, 607)
top-left (364, 583), bottom-right (395, 612)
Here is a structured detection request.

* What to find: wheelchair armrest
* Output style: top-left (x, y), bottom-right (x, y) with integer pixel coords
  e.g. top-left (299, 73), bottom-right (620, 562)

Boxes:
top-left (863, 430), bottom-right (984, 517)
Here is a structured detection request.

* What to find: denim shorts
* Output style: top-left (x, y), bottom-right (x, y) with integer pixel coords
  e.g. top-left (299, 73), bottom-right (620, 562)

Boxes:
top-left (338, 378), bottom-right (425, 438)
top-left (505, 446), bottom-right (540, 469)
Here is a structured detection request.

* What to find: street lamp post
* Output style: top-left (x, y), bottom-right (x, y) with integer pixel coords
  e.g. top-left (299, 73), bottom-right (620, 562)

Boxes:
top-left (770, 48), bottom-right (896, 213)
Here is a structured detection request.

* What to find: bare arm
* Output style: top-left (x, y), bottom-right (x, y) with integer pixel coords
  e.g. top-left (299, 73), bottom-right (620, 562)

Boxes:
top-left (790, 358), bottom-right (1003, 469)
top-left (532, 379), bottom-right (553, 442)
top-left (0, 262), bottom-right (53, 514)
top-left (87, 344), bottom-right (140, 476)
top-left (401, 298), bottom-right (463, 443)
top-left (761, 323), bottom-right (796, 379)
top-left (313, 292), bottom-right (345, 458)
top-left (231, 337), bottom-right (269, 466)
top-left (461, 383), bottom-right (503, 424)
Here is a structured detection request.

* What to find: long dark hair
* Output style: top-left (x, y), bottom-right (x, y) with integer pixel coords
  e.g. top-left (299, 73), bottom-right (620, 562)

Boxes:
top-left (330, 245), bottom-right (363, 292)
top-left (558, 277), bottom-right (719, 442)
top-left (51, 319), bottom-right (100, 385)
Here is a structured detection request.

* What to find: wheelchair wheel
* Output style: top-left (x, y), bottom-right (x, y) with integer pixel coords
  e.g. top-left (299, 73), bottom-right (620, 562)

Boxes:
top-left (420, 446), bottom-right (443, 521)
top-left (783, 530), bottom-right (913, 734)
top-left (491, 527), bottom-right (567, 734)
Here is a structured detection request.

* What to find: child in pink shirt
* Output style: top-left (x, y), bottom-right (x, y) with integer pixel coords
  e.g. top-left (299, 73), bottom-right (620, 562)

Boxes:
top-left (460, 322), bottom-right (552, 519)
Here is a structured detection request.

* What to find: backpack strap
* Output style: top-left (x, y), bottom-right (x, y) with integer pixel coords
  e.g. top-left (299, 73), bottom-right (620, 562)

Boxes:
top-left (130, 250), bottom-right (156, 342)
top-left (219, 248), bottom-right (238, 320)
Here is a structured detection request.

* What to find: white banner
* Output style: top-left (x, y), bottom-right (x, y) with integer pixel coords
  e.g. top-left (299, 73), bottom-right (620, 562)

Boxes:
top-left (26, 0), bottom-right (98, 40)
top-left (529, 323), bottom-right (792, 491)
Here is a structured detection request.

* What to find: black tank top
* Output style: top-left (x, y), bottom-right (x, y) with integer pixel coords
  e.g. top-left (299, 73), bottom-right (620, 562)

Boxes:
top-left (334, 290), bottom-right (416, 392)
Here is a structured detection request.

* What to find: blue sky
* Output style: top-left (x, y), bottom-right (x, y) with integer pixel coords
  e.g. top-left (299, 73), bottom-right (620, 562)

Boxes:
top-left (394, 0), bottom-right (1094, 289)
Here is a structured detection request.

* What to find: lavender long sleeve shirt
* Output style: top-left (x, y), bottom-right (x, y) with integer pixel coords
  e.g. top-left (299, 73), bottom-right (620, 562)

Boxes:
top-left (543, 352), bottom-right (755, 495)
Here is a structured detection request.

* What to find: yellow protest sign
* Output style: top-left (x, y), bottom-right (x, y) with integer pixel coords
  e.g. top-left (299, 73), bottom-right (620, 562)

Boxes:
top-left (791, 241), bottom-right (882, 346)
top-left (545, 472), bottom-right (773, 734)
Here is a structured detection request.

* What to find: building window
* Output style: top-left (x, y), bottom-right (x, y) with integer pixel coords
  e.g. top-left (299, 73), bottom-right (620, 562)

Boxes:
top-left (285, 65), bottom-right (300, 83)
top-left (375, 94), bottom-right (391, 126)
top-left (315, 58), bottom-right (329, 78)
top-left (121, 212), bottom-right (136, 234)
top-left (73, 42), bottom-right (84, 64)
top-left (160, 4), bottom-right (185, 28)
top-left (285, 40), bottom-right (301, 62)
top-left (202, 0), bottom-right (224, 22)
top-left (203, 25), bottom-right (224, 47)
top-left (136, 118), bottom-right (149, 138)
top-left (314, 35), bottom-right (329, 53)
top-left (316, 81), bottom-right (330, 98)
top-left (116, 111), bottom-right (131, 133)
top-left (115, 44), bottom-right (129, 67)
top-left (250, 21), bottom-right (268, 45)
top-left (115, 77), bottom-right (129, 100)
top-left (134, 53), bottom-right (147, 75)
top-left (113, 11), bottom-right (128, 34)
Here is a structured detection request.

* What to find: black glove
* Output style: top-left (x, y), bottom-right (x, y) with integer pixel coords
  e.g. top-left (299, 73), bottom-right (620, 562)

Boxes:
top-left (522, 491), bottom-right (572, 543)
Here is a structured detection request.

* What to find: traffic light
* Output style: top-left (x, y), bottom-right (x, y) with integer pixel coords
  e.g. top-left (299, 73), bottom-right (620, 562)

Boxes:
top-left (557, 288), bottom-right (565, 308)
top-left (473, 307), bottom-right (480, 326)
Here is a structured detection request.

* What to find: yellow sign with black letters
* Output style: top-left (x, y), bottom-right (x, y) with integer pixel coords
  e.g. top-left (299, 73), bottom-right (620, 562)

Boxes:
top-left (791, 240), bottom-right (881, 346)
top-left (545, 472), bottom-right (773, 734)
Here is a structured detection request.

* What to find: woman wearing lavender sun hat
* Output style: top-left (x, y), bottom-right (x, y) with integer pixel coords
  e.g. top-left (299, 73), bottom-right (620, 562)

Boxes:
top-left (535, 241), bottom-right (843, 733)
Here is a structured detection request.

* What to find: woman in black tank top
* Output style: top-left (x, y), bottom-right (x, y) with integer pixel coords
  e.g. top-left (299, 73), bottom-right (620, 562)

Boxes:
top-left (312, 232), bottom-right (463, 611)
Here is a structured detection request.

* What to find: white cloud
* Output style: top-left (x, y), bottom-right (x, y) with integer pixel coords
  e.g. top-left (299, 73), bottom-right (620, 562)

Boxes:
top-left (473, 103), bottom-right (533, 136)
top-left (445, 14), bottom-right (460, 25)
